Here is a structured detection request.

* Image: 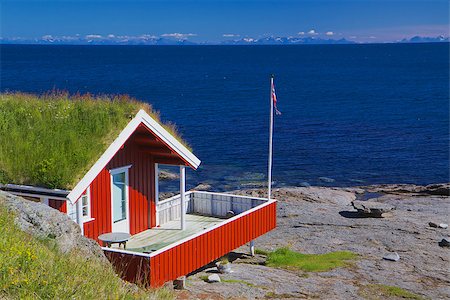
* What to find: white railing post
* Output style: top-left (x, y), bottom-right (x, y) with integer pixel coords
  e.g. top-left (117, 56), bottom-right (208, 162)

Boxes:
top-left (180, 165), bottom-right (186, 230)
top-left (155, 163), bottom-right (159, 226)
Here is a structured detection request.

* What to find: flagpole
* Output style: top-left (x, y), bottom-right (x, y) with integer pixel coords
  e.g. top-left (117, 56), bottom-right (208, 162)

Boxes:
top-left (268, 74), bottom-right (274, 200)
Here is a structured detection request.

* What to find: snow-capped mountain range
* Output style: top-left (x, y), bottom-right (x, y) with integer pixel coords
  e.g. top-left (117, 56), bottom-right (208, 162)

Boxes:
top-left (0, 34), bottom-right (448, 45)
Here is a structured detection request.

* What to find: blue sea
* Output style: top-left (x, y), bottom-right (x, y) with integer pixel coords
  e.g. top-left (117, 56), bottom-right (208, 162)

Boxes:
top-left (1, 44), bottom-right (449, 191)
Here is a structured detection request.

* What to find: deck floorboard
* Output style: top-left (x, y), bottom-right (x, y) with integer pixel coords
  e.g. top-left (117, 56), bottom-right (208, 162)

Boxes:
top-left (124, 214), bottom-right (223, 252)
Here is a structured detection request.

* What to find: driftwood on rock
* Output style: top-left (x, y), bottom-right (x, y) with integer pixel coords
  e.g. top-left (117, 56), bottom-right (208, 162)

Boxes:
top-left (351, 200), bottom-right (395, 218)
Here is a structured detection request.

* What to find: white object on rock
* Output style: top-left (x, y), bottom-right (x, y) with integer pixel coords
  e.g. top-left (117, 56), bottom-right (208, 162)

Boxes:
top-left (208, 274), bottom-right (221, 283)
top-left (383, 252), bottom-right (400, 261)
top-left (438, 224), bottom-right (448, 229)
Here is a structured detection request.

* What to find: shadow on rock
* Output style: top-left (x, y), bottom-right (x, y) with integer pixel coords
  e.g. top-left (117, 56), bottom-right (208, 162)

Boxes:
top-left (339, 211), bottom-right (372, 219)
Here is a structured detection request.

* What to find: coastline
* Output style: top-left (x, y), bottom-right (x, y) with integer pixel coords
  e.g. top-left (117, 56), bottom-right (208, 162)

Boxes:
top-left (180, 182), bottom-right (449, 299)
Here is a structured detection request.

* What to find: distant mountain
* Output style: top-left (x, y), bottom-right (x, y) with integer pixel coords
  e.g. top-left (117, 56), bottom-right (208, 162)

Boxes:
top-left (1, 34), bottom-right (449, 46)
top-left (220, 36), bottom-right (355, 45)
top-left (0, 35), bottom-right (196, 46)
top-left (400, 35), bottom-right (449, 43)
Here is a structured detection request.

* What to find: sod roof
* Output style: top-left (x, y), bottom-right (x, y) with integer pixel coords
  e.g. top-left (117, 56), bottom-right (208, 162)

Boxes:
top-left (0, 92), bottom-right (190, 190)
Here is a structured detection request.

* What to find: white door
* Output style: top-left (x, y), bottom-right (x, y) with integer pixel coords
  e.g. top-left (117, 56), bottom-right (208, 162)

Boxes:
top-left (111, 168), bottom-right (130, 233)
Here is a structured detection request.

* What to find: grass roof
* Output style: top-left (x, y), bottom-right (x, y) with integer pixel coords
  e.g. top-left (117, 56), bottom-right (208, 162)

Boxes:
top-left (0, 92), bottom-right (189, 190)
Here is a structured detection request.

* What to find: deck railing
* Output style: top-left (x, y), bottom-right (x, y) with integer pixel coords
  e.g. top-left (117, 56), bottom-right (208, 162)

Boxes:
top-left (104, 192), bottom-right (277, 287)
top-left (156, 191), bottom-right (268, 226)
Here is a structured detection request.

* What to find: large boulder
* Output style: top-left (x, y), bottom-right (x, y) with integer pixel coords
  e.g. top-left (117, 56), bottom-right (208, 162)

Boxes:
top-left (352, 200), bottom-right (395, 218)
top-left (0, 190), bottom-right (107, 262)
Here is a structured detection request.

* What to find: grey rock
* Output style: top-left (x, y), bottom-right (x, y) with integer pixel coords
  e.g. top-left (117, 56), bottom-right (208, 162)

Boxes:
top-left (438, 238), bottom-right (450, 247)
top-left (364, 183), bottom-right (449, 196)
top-left (383, 252), bottom-right (400, 261)
top-left (207, 274), bottom-right (221, 283)
top-left (429, 222), bottom-right (439, 228)
top-left (158, 170), bottom-right (179, 181)
top-left (439, 223), bottom-right (448, 229)
top-left (352, 200), bottom-right (395, 217)
top-left (0, 191), bottom-right (107, 262)
top-left (192, 183), bottom-right (212, 191)
top-left (217, 262), bottom-right (232, 274)
top-left (319, 177), bottom-right (335, 183)
top-left (184, 184), bottom-right (450, 300)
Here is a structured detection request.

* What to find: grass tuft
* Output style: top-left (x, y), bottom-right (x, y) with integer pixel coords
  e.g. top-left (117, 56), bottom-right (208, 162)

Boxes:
top-left (359, 284), bottom-right (425, 300)
top-left (265, 247), bottom-right (358, 272)
top-left (0, 92), bottom-right (191, 190)
top-left (0, 203), bottom-right (173, 299)
top-left (255, 248), bottom-right (269, 255)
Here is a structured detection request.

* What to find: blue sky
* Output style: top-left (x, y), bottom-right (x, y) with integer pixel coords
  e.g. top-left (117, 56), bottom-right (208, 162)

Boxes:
top-left (1, 0), bottom-right (448, 42)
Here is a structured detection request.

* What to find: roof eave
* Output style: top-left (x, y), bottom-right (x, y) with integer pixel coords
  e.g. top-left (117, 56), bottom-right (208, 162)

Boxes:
top-left (67, 110), bottom-right (200, 204)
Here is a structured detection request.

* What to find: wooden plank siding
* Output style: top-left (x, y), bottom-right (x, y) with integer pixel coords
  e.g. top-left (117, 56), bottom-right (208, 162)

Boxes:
top-left (48, 199), bottom-right (67, 213)
top-left (148, 201), bottom-right (277, 287)
top-left (83, 139), bottom-right (157, 242)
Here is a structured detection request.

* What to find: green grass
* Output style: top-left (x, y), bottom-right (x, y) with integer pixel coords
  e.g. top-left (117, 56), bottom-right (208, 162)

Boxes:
top-left (265, 247), bottom-right (358, 272)
top-left (359, 284), bottom-right (425, 300)
top-left (0, 203), bottom-right (173, 299)
top-left (0, 92), bottom-right (190, 189)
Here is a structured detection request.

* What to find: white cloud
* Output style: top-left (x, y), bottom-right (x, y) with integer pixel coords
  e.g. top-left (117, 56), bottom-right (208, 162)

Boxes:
top-left (325, 31), bottom-right (334, 36)
top-left (85, 34), bottom-right (102, 39)
top-left (369, 36), bottom-right (376, 39)
top-left (41, 35), bottom-right (54, 40)
top-left (107, 34), bottom-right (115, 38)
top-left (308, 29), bottom-right (318, 35)
top-left (298, 31), bottom-right (305, 35)
top-left (161, 33), bottom-right (197, 39)
top-left (139, 34), bottom-right (158, 39)
top-left (223, 34), bottom-right (240, 38)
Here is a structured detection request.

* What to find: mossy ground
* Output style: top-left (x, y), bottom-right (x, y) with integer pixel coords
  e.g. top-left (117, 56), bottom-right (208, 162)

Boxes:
top-left (0, 92), bottom-right (189, 190)
top-left (0, 204), bottom-right (173, 299)
top-left (264, 247), bottom-right (358, 272)
top-left (358, 284), bottom-right (425, 300)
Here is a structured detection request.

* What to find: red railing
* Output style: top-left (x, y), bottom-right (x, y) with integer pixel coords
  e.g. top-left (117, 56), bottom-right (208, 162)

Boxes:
top-left (149, 200), bottom-right (276, 287)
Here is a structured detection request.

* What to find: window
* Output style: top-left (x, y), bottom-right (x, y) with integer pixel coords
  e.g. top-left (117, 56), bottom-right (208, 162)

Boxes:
top-left (112, 172), bottom-right (127, 223)
top-left (80, 187), bottom-right (91, 220)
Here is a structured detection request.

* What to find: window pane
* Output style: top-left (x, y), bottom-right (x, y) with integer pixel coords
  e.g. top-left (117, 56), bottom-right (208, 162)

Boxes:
top-left (82, 196), bottom-right (88, 206)
top-left (82, 207), bottom-right (88, 217)
top-left (112, 172), bottom-right (126, 223)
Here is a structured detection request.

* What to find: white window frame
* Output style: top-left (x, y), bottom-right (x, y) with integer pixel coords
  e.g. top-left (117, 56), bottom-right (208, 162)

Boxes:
top-left (109, 165), bottom-right (131, 232)
top-left (80, 186), bottom-right (94, 222)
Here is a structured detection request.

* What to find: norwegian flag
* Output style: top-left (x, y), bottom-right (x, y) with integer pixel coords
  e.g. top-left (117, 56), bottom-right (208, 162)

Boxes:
top-left (271, 81), bottom-right (281, 115)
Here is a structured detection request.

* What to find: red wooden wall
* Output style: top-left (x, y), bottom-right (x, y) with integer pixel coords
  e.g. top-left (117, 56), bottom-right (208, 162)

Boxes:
top-left (48, 199), bottom-right (67, 213)
top-left (83, 140), bottom-right (156, 242)
top-left (104, 251), bottom-right (151, 286)
top-left (149, 201), bottom-right (277, 287)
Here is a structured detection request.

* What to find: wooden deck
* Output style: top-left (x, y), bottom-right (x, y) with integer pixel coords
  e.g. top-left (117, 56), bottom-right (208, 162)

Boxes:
top-left (125, 214), bottom-right (223, 253)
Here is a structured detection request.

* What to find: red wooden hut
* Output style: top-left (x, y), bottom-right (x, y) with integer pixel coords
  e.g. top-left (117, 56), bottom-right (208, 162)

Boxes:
top-left (1, 109), bottom-right (276, 287)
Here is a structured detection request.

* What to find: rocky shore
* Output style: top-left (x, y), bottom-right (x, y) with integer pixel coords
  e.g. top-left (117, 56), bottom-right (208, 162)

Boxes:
top-left (180, 183), bottom-right (449, 299)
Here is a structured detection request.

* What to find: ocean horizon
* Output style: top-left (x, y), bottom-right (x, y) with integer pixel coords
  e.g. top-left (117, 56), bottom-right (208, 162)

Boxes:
top-left (1, 43), bottom-right (448, 191)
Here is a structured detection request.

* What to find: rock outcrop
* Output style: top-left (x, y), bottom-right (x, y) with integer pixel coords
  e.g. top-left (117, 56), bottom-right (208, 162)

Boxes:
top-left (159, 170), bottom-right (179, 181)
top-left (184, 184), bottom-right (450, 300)
top-left (351, 200), bottom-right (395, 217)
top-left (364, 183), bottom-right (449, 196)
top-left (0, 191), bottom-right (107, 262)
